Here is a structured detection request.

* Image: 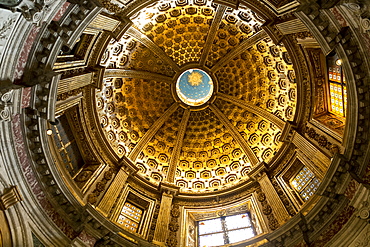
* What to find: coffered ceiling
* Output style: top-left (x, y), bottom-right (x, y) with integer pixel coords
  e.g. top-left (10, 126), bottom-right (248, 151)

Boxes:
top-left (96, 0), bottom-right (297, 192)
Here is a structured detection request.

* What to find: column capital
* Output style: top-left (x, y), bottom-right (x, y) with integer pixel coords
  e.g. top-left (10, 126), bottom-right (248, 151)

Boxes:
top-left (158, 182), bottom-right (180, 197)
top-left (249, 162), bottom-right (268, 181)
top-left (118, 156), bottom-right (139, 175)
top-left (279, 121), bottom-right (297, 143)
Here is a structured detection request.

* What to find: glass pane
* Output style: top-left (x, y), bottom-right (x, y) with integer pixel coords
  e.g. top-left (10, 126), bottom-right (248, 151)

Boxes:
top-left (198, 218), bottom-right (223, 235)
top-left (224, 214), bottom-right (251, 230)
top-left (117, 215), bottom-right (139, 232)
top-left (300, 177), bottom-right (321, 201)
top-left (228, 228), bottom-right (255, 243)
top-left (291, 166), bottom-right (314, 192)
top-left (199, 233), bottom-right (225, 247)
top-left (329, 82), bottom-right (345, 117)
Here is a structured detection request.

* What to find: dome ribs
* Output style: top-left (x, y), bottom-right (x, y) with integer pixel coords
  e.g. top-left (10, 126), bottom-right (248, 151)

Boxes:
top-left (199, 5), bottom-right (227, 66)
top-left (128, 103), bottom-right (180, 161)
top-left (209, 104), bottom-right (260, 166)
top-left (211, 30), bottom-right (268, 73)
top-left (167, 109), bottom-right (191, 183)
top-left (126, 26), bottom-right (180, 72)
top-left (218, 92), bottom-right (285, 129)
top-left (104, 68), bottom-right (173, 84)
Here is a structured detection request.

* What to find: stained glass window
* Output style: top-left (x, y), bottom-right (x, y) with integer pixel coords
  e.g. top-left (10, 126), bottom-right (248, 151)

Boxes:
top-left (117, 202), bottom-right (143, 232)
top-left (198, 213), bottom-right (255, 246)
top-left (291, 167), bottom-right (320, 201)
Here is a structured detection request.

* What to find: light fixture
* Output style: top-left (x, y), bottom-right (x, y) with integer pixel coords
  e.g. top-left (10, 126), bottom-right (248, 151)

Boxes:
top-left (46, 129), bottom-right (53, 136)
top-left (336, 59), bottom-right (342, 66)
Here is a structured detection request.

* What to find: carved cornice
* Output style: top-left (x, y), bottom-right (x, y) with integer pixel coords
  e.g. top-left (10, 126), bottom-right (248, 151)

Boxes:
top-left (118, 156), bottom-right (139, 175)
top-left (159, 182), bottom-right (180, 196)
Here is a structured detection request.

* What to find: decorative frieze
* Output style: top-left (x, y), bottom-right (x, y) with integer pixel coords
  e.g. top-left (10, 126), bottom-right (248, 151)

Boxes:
top-left (87, 167), bottom-right (116, 205)
top-left (1, 0), bottom-right (58, 25)
top-left (255, 188), bottom-right (280, 231)
top-left (166, 204), bottom-right (180, 247)
top-left (303, 123), bottom-right (342, 156)
top-left (270, 177), bottom-right (297, 216)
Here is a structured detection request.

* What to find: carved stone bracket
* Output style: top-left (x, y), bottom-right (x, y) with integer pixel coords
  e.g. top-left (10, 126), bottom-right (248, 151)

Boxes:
top-left (342, 2), bottom-right (370, 33)
top-left (0, 90), bottom-right (14, 121)
top-left (358, 201), bottom-right (370, 221)
top-left (0, 186), bottom-right (23, 211)
top-left (158, 182), bottom-right (180, 197)
top-left (1, 0), bottom-right (58, 25)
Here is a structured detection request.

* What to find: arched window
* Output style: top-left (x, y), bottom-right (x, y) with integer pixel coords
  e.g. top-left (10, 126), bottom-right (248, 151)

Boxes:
top-left (198, 213), bottom-right (255, 246)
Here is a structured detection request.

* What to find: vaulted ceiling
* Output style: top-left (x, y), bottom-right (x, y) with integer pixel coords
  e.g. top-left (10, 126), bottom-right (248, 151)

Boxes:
top-left (96, 0), bottom-right (297, 192)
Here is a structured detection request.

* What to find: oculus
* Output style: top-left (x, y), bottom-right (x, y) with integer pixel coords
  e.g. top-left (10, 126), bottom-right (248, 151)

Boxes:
top-left (176, 68), bottom-right (214, 106)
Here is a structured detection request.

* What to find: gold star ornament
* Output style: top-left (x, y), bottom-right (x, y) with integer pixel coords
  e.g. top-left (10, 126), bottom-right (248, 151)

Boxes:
top-left (187, 71), bottom-right (203, 86)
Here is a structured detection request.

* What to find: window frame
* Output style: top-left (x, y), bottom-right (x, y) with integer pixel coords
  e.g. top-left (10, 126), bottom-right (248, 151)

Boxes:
top-left (327, 56), bottom-right (347, 118)
top-left (197, 212), bottom-right (256, 246)
top-left (111, 188), bottom-right (156, 238)
top-left (289, 166), bottom-right (321, 202)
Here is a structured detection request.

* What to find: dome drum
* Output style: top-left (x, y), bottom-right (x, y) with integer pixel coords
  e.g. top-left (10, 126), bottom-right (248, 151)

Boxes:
top-left (0, 0), bottom-right (367, 247)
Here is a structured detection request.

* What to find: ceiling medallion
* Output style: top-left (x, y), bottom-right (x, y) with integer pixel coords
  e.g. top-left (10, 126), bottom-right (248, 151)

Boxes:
top-left (176, 68), bottom-right (214, 106)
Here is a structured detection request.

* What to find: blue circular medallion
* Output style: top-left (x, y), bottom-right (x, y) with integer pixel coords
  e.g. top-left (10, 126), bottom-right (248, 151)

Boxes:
top-left (176, 69), bottom-right (214, 106)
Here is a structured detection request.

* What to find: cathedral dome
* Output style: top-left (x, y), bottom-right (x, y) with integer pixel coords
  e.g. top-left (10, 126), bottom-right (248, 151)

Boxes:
top-left (1, 0), bottom-right (368, 246)
top-left (95, 0), bottom-right (297, 193)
